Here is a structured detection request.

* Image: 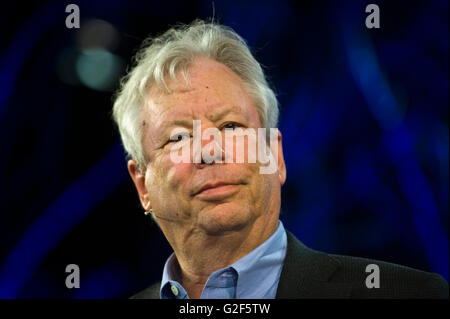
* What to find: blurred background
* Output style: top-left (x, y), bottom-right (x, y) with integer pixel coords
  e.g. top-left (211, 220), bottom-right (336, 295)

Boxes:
top-left (0, 0), bottom-right (448, 298)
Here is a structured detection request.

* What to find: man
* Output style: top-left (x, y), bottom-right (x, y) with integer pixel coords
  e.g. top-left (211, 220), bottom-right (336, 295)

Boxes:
top-left (113, 20), bottom-right (448, 299)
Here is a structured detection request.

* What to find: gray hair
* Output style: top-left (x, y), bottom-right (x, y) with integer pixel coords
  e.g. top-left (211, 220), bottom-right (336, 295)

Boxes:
top-left (112, 19), bottom-right (279, 171)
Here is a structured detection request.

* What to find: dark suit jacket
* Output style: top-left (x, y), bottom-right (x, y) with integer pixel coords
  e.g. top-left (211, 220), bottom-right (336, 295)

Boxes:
top-left (131, 231), bottom-right (449, 299)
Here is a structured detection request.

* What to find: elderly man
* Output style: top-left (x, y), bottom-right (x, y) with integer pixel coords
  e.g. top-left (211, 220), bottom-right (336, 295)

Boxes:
top-left (113, 20), bottom-right (448, 299)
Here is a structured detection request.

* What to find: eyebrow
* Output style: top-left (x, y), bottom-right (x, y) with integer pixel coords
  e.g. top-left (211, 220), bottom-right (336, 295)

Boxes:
top-left (163, 118), bottom-right (193, 129)
top-left (161, 106), bottom-right (244, 130)
top-left (206, 106), bottom-right (243, 122)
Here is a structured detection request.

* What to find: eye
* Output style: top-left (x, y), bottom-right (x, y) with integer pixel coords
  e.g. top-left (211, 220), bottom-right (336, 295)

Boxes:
top-left (221, 122), bottom-right (241, 130)
top-left (169, 132), bottom-right (190, 143)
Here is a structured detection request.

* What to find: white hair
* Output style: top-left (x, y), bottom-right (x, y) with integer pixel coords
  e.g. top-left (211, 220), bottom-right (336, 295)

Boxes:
top-left (112, 19), bottom-right (279, 171)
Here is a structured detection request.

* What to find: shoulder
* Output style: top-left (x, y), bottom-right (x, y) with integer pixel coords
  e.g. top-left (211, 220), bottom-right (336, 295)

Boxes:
top-left (328, 252), bottom-right (449, 298)
top-left (129, 282), bottom-right (161, 299)
top-left (281, 231), bottom-right (448, 298)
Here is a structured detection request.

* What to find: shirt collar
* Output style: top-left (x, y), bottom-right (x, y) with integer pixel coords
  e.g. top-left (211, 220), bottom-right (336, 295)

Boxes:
top-left (160, 220), bottom-right (287, 299)
top-left (231, 220), bottom-right (287, 298)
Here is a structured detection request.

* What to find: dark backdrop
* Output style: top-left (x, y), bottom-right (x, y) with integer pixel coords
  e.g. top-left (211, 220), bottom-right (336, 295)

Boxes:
top-left (0, 0), bottom-right (448, 298)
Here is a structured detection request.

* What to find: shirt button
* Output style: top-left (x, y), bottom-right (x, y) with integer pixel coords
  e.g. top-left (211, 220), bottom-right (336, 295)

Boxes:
top-left (171, 285), bottom-right (179, 296)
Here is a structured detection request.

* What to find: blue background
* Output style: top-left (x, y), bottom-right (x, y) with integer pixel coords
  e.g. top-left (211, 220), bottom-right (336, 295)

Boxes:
top-left (0, 0), bottom-right (448, 298)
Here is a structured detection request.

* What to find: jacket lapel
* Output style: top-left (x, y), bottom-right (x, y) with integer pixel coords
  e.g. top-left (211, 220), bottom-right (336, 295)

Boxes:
top-left (130, 281), bottom-right (161, 299)
top-left (276, 231), bottom-right (353, 298)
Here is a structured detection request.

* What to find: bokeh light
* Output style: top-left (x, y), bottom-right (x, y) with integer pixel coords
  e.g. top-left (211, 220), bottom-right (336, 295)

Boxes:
top-left (75, 48), bottom-right (124, 91)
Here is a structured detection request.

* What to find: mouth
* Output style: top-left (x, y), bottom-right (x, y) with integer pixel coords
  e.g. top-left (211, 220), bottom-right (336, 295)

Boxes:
top-left (193, 182), bottom-right (242, 200)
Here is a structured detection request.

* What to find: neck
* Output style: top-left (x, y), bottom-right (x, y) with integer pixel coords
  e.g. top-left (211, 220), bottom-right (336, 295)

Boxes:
top-left (165, 214), bottom-right (279, 298)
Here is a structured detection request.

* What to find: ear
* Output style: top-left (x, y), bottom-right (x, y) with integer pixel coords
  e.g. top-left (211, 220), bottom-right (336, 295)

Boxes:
top-left (276, 130), bottom-right (287, 186)
top-left (127, 159), bottom-right (151, 211)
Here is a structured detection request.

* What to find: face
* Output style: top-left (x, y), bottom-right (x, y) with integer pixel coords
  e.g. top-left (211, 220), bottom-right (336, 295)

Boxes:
top-left (128, 57), bottom-right (286, 241)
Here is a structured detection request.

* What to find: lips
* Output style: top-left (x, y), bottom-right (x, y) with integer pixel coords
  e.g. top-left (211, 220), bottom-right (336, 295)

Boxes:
top-left (193, 181), bottom-right (241, 196)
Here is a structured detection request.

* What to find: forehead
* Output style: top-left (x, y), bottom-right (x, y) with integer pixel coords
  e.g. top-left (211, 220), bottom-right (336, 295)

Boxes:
top-left (144, 58), bottom-right (261, 126)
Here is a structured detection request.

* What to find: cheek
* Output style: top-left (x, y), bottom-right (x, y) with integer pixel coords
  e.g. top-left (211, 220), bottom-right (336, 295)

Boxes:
top-left (147, 156), bottom-right (191, 196)
top-left (165, 164), bottom-right (191, 189)
top-left (223, 131), bottom-right (258, 164)
top-left (249, 171), bottom-right (277, 210)
top-left (166, 166), bottom-right (176, 181)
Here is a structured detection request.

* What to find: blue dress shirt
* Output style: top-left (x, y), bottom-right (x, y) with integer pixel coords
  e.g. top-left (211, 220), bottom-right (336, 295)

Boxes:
top-left (160, 220), bottom-right (287, 299)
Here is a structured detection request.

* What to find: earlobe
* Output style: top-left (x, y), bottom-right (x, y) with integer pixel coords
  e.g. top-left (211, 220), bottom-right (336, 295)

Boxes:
top-left (127, 159), bottom-right (151, 211)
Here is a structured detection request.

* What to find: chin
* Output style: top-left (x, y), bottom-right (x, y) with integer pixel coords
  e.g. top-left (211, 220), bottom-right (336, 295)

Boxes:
top-left (197, 205), bottom-right (252, 235)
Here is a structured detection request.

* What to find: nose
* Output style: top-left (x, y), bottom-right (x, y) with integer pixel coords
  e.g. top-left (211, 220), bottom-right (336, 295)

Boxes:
top-left (193, 126), bottom-right (225, 166)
